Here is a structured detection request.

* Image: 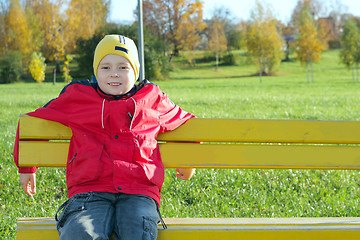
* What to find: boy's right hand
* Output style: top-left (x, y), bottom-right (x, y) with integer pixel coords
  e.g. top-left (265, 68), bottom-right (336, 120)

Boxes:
top-left (20, 173), bottom-right (36, 198)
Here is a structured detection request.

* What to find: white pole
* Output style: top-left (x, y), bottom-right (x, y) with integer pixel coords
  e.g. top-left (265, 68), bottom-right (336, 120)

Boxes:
top-left (138, 0), bottom-right (145, 81)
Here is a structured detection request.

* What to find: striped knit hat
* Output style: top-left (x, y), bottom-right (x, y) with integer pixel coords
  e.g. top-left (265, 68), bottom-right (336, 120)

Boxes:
top-left (93, 35), bottom-right (140, 80)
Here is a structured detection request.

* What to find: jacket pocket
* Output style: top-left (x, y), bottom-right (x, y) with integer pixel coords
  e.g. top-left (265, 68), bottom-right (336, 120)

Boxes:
top-left (142, 216), bottom-right (159, 240)
top-left (67, 132), bottom-right (105, 188)
top-left (56, 192), bottom-right (91, 230)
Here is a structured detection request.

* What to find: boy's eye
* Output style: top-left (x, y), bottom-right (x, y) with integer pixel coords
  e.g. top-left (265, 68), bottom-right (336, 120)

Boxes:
top-left (120, 66), bottom-right (130, 70)
top-left (101, 66), bottom-right (110, 70)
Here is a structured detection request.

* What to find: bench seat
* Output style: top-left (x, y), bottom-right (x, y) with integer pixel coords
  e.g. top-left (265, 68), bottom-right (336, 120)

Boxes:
top-left (17, 217), bottom-right (360, 240)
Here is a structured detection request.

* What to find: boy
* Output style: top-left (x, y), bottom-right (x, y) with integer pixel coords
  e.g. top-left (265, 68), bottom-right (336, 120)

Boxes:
top-left (14, 35), bottom-right (195, 240)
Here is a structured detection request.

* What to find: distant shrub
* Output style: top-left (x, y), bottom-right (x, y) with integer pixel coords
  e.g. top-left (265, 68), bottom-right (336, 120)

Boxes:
top-left (197, 54), bottom-right (216, 63)
top-left (328, 40), bottom-right (341, 49)
top-left (222, 52), bottom-right (236, 66)
top-left (29, 52), bottom-right (47, 83)
top-left (0, 51), bottom-right (23, 84)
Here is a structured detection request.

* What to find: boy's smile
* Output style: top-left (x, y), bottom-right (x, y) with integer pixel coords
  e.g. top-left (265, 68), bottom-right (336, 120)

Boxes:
top-left (97, 54), bottom-right (136, 96)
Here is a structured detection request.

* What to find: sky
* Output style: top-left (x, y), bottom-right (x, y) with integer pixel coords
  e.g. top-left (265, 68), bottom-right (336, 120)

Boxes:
top-left (108, 0), bottom-right (360, 24)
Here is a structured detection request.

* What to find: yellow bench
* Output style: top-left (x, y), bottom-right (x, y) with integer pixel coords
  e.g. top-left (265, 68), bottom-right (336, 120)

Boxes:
top-left (17, 116), bottom-right (360, 239)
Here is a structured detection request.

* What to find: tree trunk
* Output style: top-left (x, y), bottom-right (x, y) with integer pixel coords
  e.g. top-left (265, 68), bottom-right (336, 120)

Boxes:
top-left (259, 57), bottom-right (262, 83)
top-left (311, 61), bottom-right (314, 82)
top-left (215, 52), bottom-right (219, 71)
top-left (53, 68), bottom-right (56, 85)
top-left (306, 63), bottom-right (309, 83)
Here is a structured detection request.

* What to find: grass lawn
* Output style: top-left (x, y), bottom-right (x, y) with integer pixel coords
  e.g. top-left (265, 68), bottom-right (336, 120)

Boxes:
top-left (1, 49), bottom-right (360, 239)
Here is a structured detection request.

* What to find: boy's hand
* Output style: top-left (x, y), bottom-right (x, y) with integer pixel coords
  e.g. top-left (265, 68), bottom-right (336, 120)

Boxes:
top-left (20, 173), bottom-right (36, 198)
top-left (176, 168), bottom-right (195, 180)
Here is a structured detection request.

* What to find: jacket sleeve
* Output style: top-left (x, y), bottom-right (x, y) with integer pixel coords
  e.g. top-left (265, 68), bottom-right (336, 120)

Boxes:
top-left (14, 85), bottom-right (71, 173)
top-left (26, 96), bottom-right (70, 126)
top-left (158, 92), bottom-right (195, 133)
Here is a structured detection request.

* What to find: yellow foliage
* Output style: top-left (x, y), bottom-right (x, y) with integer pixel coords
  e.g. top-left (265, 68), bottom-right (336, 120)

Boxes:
top-left (62, 55), bottom-right (73, 83)
top-left (65, 0), bottom-right (108, 52)
top-left (208, 20), bottom-right (227, 54)
top-left (246, 8), bottom-right (284, 75)
top-left (294, 9), bottom-right (325, 65)
top-left (175, 1), bottom-right (206, 64)
top-left (7, 0), bottom-right (32, 59)
top-left (29, 52), bottom-right (46, 83)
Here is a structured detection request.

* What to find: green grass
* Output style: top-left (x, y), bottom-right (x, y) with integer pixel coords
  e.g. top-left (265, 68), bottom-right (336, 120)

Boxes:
top-left (1, 49), bottom-right (360, 239)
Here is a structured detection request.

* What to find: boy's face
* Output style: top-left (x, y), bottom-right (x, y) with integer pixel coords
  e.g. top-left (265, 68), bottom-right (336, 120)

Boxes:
top-left (97, 54), bottom-right (136, 96)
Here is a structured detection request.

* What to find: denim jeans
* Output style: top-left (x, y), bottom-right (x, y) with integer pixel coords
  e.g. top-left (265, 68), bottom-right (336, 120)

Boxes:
top-left (55, 192), bottom-right (162, 240)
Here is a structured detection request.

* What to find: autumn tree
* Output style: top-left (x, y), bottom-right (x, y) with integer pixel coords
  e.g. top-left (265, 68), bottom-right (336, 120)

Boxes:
top-left (6, 0), bottom-right (32, 62)
top-left (65, 0), bottom-right (109, 53)
top-left (340, 17), bottom-right (360, 81)
top-left (210, 6), bottom-right (244, 50)
top-left (24, 2), bottom-right (44, 53)
top-left (175, 0), bottom-right (206, 65)
top-left (290, 0), bottom-right (323, 29)
top-left (208, 19), bottom-right (227, 70)
top-left (293, 4), bottom-right (325, 83)
top-left (245, 1), bottom-right (284, 82)
top-left (0, 1), bottom-right (8, 53)
top-left (142, 0), bottom-right (204, 57)
top-left (27, 0), bottom-right (65, 72)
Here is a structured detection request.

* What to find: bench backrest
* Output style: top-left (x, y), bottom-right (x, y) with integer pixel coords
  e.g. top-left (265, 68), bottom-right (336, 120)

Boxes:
top-left (18, 116), bottom-right (360, 169)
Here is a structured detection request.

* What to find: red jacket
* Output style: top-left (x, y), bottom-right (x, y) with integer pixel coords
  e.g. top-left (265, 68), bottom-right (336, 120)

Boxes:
top-left (14, 80), bottom-right (195, 205)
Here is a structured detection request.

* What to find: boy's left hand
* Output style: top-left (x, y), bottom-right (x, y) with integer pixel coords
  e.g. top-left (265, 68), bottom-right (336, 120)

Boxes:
top-left (176, 168), bottom-right (195, 180)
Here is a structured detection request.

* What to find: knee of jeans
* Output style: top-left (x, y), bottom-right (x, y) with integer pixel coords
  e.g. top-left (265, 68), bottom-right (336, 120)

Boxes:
top-left (142, 216), bottom-right (159, 240)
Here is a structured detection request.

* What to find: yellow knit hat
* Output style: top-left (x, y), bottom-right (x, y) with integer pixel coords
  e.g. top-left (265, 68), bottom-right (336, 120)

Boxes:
top-left (93, 35), bottom-right (140, 80)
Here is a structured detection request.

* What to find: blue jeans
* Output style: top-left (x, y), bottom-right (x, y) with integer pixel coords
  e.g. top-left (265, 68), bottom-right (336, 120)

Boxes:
top-left (55, 192), bottom-right (163, 240)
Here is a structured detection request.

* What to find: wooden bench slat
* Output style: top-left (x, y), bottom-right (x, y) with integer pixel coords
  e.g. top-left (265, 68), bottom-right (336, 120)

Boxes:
top-left (17, 217), bottom-right (360, 240)
top-left (19, 116), bottom-right (360, 144)
top-left (159, 118), bottom-right (360, 144)
top-left (19, 141), bottom-right (69, 167)
top-left (19, 116), bottom-right (72, 140)
top-left (19, 141), bottom-right (360, 169)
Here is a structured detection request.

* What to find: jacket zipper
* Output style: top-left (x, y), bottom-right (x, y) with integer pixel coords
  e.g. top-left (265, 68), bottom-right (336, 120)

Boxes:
top-left (129, 97), bottom-right (137, 130)
top-left (69, 153), bottom-right (77, 164)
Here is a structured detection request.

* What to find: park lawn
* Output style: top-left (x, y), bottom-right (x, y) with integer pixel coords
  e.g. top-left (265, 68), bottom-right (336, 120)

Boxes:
top-left (1, 49), bottom-right (360, 239)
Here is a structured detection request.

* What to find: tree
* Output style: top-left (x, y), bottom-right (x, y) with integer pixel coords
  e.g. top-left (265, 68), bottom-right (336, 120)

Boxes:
top-left (175, 0), bottom-right (206, 65)
top-left (24, 2), bottom-right (44, 54)
top-left (290, 0), bottom-right (323, 29)
top-left (6, 0), bottom-right (32, 63)
top-left (65, 0), bottom-right (109, 53)
top-left (142, 0), bottom-right (204, 57)
top-left (245, 1), bottom-right (284, 82)
top-left (209, 6), bottom-right (244, 50)
top-left (28, 0), bottom-right (65, 70)
top-left (293, 5), bottom-right (325, 83)
top-left (29, 52), bottom-right (46, 83)
top-left (0, 51), bottom-right (22, 83)
top-left (208, 19), bottom-right (227, 70)
top-left (340, 17), bottom-right (360, 81)
top-left (325, 1), bottom-right (348, 49)
top-left (0, 1), bottom-right (9, 53)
